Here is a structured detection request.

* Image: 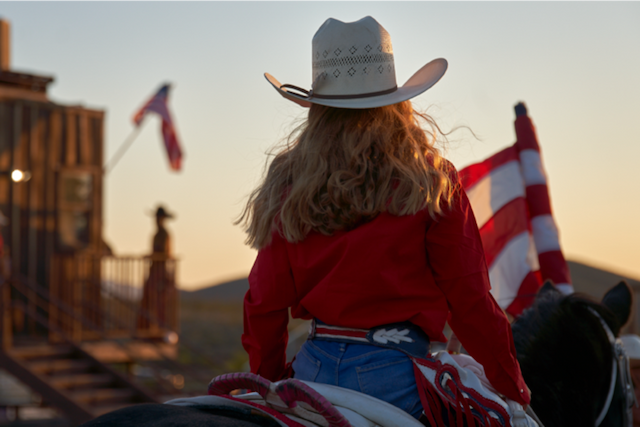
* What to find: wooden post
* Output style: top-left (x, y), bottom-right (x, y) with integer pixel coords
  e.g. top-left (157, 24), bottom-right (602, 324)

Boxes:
top-left (72, 256), bottom-right (82, 342)
top-left (0, 19), bottom-right (10, 71)
top-left (48, 254), bottom-right (59, 343)
top-left (0, 278), bottom-right (11, 350)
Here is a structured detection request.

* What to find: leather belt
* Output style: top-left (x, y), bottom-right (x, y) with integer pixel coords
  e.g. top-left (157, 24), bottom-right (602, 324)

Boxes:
top-left (308, 319), bottom-right (431, 359)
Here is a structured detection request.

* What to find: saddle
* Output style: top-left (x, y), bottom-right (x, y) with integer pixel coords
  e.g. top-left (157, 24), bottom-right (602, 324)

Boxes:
top-left (167, 373), bottom-right (422, 427)
top-left (165, 352), bottom-right (540, 427)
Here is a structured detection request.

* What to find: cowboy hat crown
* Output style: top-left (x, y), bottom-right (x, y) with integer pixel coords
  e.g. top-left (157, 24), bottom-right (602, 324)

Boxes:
top-left (154, 206), bottom-right (174, 219)
top-left (265, 16), bottom-right (447, 109)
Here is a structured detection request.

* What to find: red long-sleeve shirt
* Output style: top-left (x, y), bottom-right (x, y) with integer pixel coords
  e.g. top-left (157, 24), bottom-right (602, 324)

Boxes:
top-left (242, 187), bottom-right (530, 406)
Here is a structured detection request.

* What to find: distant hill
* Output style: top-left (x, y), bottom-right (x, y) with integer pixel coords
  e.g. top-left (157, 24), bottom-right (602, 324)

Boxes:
top-left (181, 277), bottom-right (249, 302)
top-left (182, 260), bottom-right (640, 304)
top-left (568, 260), bottom-right (640, 299)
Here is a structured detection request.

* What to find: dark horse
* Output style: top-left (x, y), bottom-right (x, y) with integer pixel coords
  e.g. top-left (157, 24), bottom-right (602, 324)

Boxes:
top-left (82, 281), bottom-right (634, 427)
top-left (511, 280), bottom-right (634, 427)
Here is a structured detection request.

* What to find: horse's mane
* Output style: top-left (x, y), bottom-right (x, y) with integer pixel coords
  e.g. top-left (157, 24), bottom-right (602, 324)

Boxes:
top-left (512, 290), bottom-right (621, 356)
top-left (511, 290), bottom-right (620, 426)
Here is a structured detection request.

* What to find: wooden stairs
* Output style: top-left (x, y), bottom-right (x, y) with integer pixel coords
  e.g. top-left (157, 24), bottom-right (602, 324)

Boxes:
top-left (0, 342), bottom-right (158, 425)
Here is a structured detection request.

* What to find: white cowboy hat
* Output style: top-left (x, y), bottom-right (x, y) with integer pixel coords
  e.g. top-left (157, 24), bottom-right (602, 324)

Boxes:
top-left (265, 16), bottom-right (448, 110)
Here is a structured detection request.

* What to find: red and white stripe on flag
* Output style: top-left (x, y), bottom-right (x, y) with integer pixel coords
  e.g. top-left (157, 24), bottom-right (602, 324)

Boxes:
top-left (459, 106), bottom-right (572, 316)
top-left (132, 84), bottom-right (183, 171)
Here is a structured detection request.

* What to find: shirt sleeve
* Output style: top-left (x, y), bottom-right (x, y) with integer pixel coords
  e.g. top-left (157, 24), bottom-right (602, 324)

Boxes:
top-left (424, 185), bottom-right (531, 406)
top-left (242, 230), bottom-right (297, 381)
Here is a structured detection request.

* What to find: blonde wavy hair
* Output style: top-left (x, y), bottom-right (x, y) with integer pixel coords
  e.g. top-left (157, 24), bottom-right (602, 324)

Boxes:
top-left (236, 100), bottom-right (457, 249)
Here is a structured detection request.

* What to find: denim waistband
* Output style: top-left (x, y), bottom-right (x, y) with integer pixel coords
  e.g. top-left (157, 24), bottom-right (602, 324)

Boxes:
top-left (308, 319), bottom-right (431, 359)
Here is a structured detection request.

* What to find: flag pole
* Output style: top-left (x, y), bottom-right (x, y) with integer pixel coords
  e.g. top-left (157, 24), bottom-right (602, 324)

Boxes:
top-left (103, 118), bottom-right (145, 175)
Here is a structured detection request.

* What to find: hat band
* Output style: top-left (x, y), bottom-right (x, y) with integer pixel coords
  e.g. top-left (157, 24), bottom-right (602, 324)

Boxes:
top-left (313, 85), bottom-right (398, 100)
top-left (280, 83), bottom-right (398, 101)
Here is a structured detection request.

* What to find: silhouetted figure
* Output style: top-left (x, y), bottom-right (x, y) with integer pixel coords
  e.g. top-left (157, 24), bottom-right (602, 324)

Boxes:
top-left (137, 206), bottom-right (176, 334)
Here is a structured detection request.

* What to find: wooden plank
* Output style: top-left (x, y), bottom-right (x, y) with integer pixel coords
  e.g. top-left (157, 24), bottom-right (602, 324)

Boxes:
top-left (0, 19), bottom-right (9, 71)
top-left (27, 358), bottom-right (94, 375)
top-left (36, 107), bottom-right (51, 289)
top-left (0, 176), bottom-right (7, 228)
top-left (72, 256), bottom-right (82, 341)
top-left (79, 112), bottom-right (92, 165)
top-left (0, 102), bottom-right (10, 171)
top-left (27, 105), bottom-right (41, 284)
top-left (21, 103), bottom-right (37, 334)
top-left (75, 112), bottom-right (82, 167)
top-left (78, 111), bottom-right (101, 257)
top-left (0, 102), bottom-right (11, 217)
top-left (46, 107), bottom-right (60, 233)
top-left (7, 102), bottom-right (16, 324)
top-left (91, 113), bottom-right (104, 168)
top-left (10, 102), bottom-right (21, 286)
top-left (81, 341), bottom-right (178, 363)
top-left (92, 116), bottom-right (103, 255)
top-left (8, 344), bottom-right (73, 359)
top-left (0, 280), bottom-right (11, 349)
top-left (47, 109), bottom-right (61, 342)
top-left (89, 114), bottom-right (103, 259)
top-left (0, 86), bottom-right (48, 103)
top-left (65, 110), bottom-right (76, 166)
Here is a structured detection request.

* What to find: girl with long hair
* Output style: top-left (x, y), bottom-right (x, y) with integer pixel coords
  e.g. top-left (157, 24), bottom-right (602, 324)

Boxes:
top-left (237, 16), bottom-right (530, 423)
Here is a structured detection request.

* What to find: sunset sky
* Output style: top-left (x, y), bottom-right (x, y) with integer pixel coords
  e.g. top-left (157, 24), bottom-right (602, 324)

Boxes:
top-left (2, 2), bottom-right (638, 290)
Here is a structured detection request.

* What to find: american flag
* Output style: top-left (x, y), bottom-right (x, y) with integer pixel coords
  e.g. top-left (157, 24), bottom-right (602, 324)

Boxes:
top-left (132, 84), bottom-right (183, 171)
top-left (459, 103), bottom-right (573, 317)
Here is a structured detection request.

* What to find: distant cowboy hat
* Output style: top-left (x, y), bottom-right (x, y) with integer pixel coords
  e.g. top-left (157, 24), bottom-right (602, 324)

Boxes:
top-left (265, 16), bottom-right (448, 109)
top-left (149, 206), bottom-right (175, 219)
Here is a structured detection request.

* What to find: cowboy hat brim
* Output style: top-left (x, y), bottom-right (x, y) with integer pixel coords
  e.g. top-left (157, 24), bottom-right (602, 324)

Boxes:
top-left (147, 208), bottom-right (175, 219)
top-left (265, 58), bottom-right (447, 110)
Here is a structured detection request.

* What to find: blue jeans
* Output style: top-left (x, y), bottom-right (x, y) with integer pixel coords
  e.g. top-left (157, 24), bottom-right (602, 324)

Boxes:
top-left (292, 339), bottom-right (423, 419)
